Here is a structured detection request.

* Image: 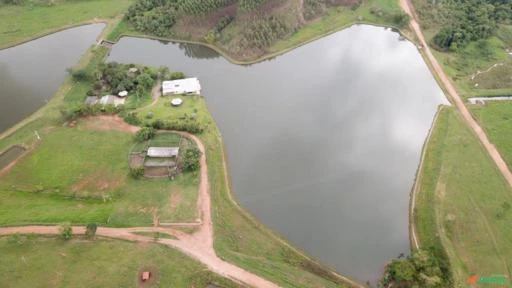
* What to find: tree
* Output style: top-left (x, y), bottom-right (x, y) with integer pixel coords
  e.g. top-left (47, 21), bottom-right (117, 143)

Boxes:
top-left (85, 223), bottom-right (97, 238)
top-left (170, 72), bottom-right (186, 80)
top-left (134, 127), bottom-right (156, 142)
top-left (59, 223), bottom-right (72, 240)
top-left (182, 147), bottom-right (201, 171)
top-left (137, 73), bottom-right (154, 90)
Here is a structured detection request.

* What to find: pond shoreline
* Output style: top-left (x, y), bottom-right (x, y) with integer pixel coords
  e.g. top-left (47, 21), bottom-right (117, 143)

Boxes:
top-left (0, 18), bottom-right (444, 286)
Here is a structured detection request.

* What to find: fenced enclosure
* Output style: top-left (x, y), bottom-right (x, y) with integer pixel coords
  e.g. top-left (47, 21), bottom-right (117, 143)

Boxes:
top-left (128, 133), bottom-right (189, 178)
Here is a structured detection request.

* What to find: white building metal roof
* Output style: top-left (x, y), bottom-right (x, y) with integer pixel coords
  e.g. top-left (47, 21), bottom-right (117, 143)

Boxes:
top-left (147, 147), bottom-right (179, 158)
top-left (162, 78), bottom-right (201, 95)
top-left (118, 90), bottom-right (128, 97)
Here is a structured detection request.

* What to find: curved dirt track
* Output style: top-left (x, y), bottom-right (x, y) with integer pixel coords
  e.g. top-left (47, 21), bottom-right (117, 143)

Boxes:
top-left (400, 0), bottom-right (512, 249)
top-left (0, 117), bottom-right (280, 288)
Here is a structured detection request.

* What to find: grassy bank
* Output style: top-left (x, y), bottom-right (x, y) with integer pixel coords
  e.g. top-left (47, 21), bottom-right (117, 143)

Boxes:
top-left (414, 107), bottom-right (512, 286)
top-left (0, 235), bottom-right (240, 288)
top-left (0, 0), bottom-right (133, 49)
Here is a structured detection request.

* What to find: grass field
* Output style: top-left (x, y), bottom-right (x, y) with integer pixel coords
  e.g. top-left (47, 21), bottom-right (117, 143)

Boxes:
top-left (0, 127), bottom-right (199, 226)
top-left (0, 0), bottom-right (133, 49)
top-left (414, 107), bottom-right (512, 286)
top-left (471, 102), bottom-right (512, 170)
top-left (0, 235), bottom-right (240, 288)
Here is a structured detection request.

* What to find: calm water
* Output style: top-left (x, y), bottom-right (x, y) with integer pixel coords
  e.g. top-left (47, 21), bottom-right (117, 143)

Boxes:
top-left (0, 24), bottom-right (105, 132)
top-left (0, 23), bottom-right (446, 283)
top-left (108, 25), bottom-right (448, 283)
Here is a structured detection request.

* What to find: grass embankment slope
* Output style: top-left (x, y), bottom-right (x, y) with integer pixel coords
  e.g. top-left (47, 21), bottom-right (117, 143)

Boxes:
top-left (414, 107), bottom-right (512, 286)
top-left (0, 0), bottom-right (133, 49)
top-left (107, 0), bottom-right (405, 64)
top-left (0, 235), bottom-right (241, 288)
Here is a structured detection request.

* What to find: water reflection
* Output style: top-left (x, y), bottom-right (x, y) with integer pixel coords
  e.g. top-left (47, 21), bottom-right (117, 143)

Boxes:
top-left (108, 24), bottom-right (448, 284)
top-left (0, 24), bottom-right (105, 132)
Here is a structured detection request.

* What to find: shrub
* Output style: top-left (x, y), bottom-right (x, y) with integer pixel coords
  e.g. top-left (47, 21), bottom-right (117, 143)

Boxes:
top-left (70, 69), bottom-right (90, 82)
top-left (59, 223), bottom-right (72, 240)
top-left (170, 72), bottom-right (186, 80)
top-left (85, 223), bottom-right (97, 238)
top-left (129, 167), bottom-right (145, 178)
top-left (182, 147), bottom-right (201, 171)
top-left (134, 127), bottom-right (156, 142)
top-left (123, 112), bottom-right (141, 125)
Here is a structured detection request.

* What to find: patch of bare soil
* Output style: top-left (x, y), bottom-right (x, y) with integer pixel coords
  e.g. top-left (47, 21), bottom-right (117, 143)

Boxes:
top-left (144, 166), bottom-right (169, 177)
top-left (79, 115), bottom-right (139, 134)
top-left (71, 171), bottom-right (124, 198)
top-left (129, 153), bottom-right (145, 168)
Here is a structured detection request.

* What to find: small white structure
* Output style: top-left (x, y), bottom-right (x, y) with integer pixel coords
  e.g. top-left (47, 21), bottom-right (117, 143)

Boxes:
top-left (147, 147), bottom-right (179, 158)
top-left (162, 78), bottom-right (201, 95)
top-left (171, 98), bottom-right (183, 107)
top-left (128, 67), bottom-right (138, 73)
top-left (118, 91), bottom-right (128, 97)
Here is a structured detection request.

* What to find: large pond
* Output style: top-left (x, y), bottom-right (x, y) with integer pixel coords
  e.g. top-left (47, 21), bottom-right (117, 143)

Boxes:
top-left (108, 25), bottom-right (448, 283)
top-left (0, 24), bottom-right (105, 133)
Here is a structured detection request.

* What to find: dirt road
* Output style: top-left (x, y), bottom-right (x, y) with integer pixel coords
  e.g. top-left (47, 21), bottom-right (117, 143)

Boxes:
top-left (400, 0), bottom-right (512, 249)
top-left (0, 117), bottom-right (280, 288)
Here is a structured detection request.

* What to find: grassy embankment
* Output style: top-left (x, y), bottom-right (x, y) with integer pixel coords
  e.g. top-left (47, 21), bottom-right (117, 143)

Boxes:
top-left (411, 0), bottom-right (512, 98)
top-left (106, 0), bottom-right (405, 64)
top-left (0, 0), bottom-right (134, 49)
top-left (414, 107), bottom-right (512, 286)
top-left (0, 235), bottom-right (241, 288)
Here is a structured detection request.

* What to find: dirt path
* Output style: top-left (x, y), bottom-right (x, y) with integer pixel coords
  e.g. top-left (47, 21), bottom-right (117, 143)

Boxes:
top-left (401, 0), bottom-right (512, 248)
top-left (150, 81), bottom-right (162, 107)
top-left (0, 116), bottom-right (280, 288)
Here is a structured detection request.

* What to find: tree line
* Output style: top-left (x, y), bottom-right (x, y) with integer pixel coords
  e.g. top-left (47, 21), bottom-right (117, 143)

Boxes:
top-left (431, 0), bottom-right (512, 50)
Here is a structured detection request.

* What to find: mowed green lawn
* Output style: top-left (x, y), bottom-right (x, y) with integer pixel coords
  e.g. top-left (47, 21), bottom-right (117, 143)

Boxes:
top-left (0, 235), bottom-right (240, 288)
top-left (415, 107), bottom-right (512, 286)
top-left (0, 0), bottom-right (134, 48)
top-left (0, 126), bottom-right (199, 226)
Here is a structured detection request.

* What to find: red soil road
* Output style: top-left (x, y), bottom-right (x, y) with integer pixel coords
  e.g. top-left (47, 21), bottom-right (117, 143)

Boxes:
top-left (0, 117), bottom-right (280, 288)
top-left (400, 0), bottom-right (512, 249)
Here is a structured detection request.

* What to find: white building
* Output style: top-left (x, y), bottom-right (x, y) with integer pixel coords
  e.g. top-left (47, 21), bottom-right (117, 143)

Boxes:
top-left (162, 78), bottom-right (201, 95)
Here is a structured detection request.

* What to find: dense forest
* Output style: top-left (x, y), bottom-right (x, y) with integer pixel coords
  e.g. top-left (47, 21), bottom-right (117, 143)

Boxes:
top-left (424, 0), bottom-right (512, 50)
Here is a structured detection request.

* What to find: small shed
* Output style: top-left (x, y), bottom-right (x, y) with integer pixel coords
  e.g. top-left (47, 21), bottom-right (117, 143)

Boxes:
top-left (118, 91), bottom-right (128, 97)
top-left (147, 147), bottom-right (179, 158)
top-left (171, 98), bottom-right (183, 106)
top-left (129, 67), bottom-right (139, 73)
top-left (162, 78), bottom-right (201, 95)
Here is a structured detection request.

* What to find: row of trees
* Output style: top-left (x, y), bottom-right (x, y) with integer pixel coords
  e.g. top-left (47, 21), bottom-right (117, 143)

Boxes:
top-left (431, 0), bottom-right (512, 50)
